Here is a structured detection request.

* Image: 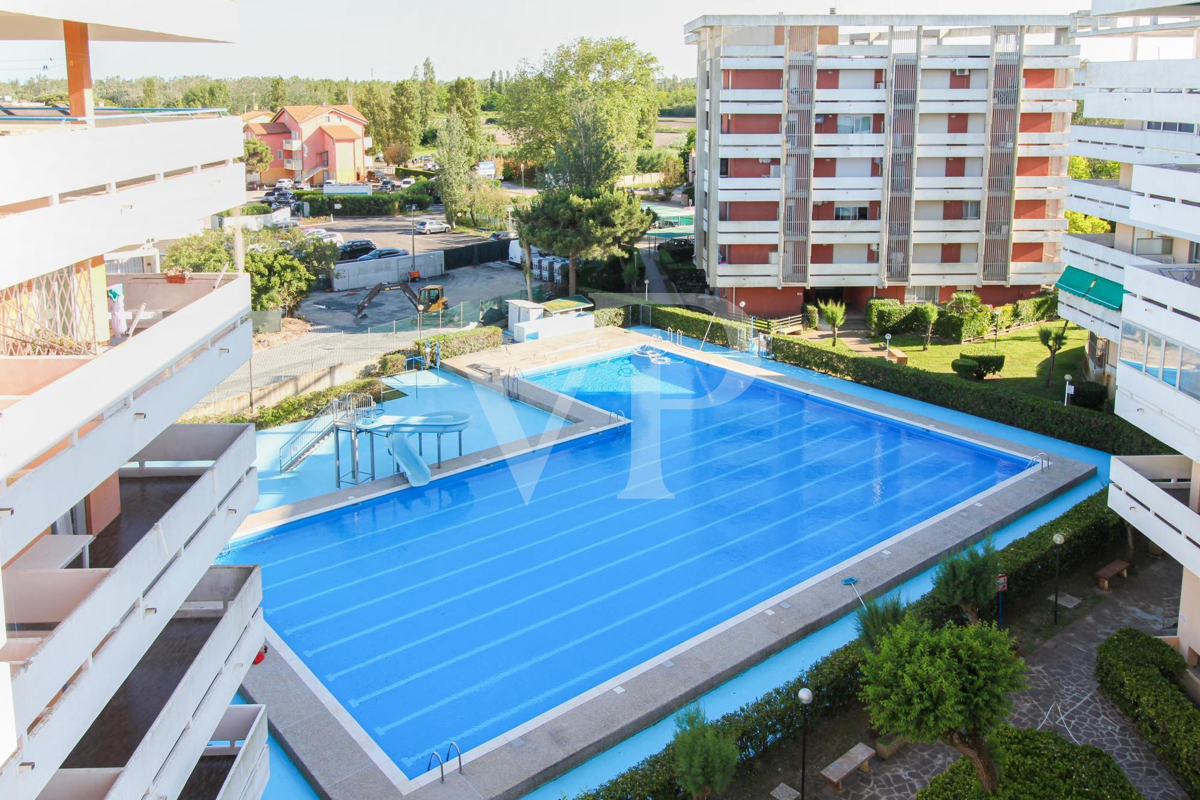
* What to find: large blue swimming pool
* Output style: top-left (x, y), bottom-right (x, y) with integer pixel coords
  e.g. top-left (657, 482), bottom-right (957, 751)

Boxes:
top-left (219, 350), bottom-right (1031, 778)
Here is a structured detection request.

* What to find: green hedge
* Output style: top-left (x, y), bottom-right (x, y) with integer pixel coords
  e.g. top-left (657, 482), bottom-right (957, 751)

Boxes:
top-left (648, 306), bottom-right (1168, 456)
top-left (960, 346), bottom-right (1006, 378)
top-left (218, 202), bottom-right (273, 217)
top-left (396, 166), bottom-right (437, 180)
top-left (1096, 628), bottom-right (1200, 796)
top-left (865, 298), bottom-right (926, 336)
top-left (410, 326), bottom-right (503, 365)
top-left (593, 307), bottom-right (632, 328)
top-left (577, 490), bottom-right (1127, 798)
top-left (934, 292), bottom-right (1059, 343)
top-left (294, 192), bottom-right (401, 216)
top-left (917, 725), bottom-right (1140, 799)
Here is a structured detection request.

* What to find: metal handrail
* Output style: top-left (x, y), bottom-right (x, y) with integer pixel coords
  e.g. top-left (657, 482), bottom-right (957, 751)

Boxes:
top-left (0, 107), bottom-right (230, 125)
top-left (1035, 452), bottom-right (1050, 471)
top-left (427, 750), bottom-right (445, 782)
top-left (278, 392), bottom-right (377, 472)
top-left (446, 742), bottom-right (464, 774)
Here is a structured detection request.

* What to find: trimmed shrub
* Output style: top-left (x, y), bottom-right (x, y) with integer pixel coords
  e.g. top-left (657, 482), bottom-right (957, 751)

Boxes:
top-left (917, 725), bottom-right (1140, 799)
top-left (1096, 628), bottom-right (1200, 796)
top-left (865, 298), bottom-right (904, 336)
top-left (411, 326), bottom-right (503, 364)
top-left (952, 358), bottom-right (981, 380)
top-left (218, 202), bottom-right (273, 217)
top-left (294, 192), bottom-right (401, 217)
top-left (593, 307), bottom-right (631, 328)
top-left (395, 166), bottom-right (437, 180)
top-left (1072, 380), bottom-right (1107, 411)
top-left (960, 346), bottom-right (1006, 378)
top-left (804, 304), bottom-right (820, 331)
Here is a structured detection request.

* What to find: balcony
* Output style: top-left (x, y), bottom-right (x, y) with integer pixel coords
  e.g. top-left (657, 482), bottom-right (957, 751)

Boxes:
top-left (0, 273), bottom-right (253, 560)
top-left (282, 138), bottom-right (301, 150)
top-left (716, 219), bottom-right (779, 234)
top-left (0, 112), bottom-right (245, 285)
top-left (719, 100), bottom-right (783, 115)
top-left (808, 262), bottom-right (881, 286)
top-left (718, 134), bottom-right (779, 147)
top-left (282, 158), bottom-right (303, 170)
top-left (1068, 179), bottom-right (1135, 226)
top-left (811, 219), bottom-right (881, 234)
top-left (920, 89), bottom-right (988, 103)
top-left (0, 426), bottom-right (256, 797)
top-left (814, 133), bottom-right (885, 147)
top-left (1007, 261), bottom-right (1065, 284)
top-left (916, 133), bottom-right (986, 147)
top-left (23, 566), bottom-right (265, 799)
top-left (713, 261), bottom-right (780, 287)
top-left (1080, 59), bottom-right (1200, 121)
top-left (910, 261), bottom-right (981, 282)
top-left (1109, 456), bottom-right (1200, 576)
top-left (920, 101), bottom-right (989, 116)
top-left (913, 219), bottom-right (982, 232)
top-left (720, 89), bottom-right (783, 103)
top-left (1072, 124), bottom-right (1200, 166)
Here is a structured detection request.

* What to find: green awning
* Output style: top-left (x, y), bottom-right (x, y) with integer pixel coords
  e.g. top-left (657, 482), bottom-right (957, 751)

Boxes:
top-left (541, 295), bottom-right (594, 314)
top-left (1056, 265), bottom-right (1125, 311)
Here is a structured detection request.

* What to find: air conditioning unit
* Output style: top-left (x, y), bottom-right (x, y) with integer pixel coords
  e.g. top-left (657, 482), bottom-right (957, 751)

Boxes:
top-left (954, 68), bottom-right (970, 77)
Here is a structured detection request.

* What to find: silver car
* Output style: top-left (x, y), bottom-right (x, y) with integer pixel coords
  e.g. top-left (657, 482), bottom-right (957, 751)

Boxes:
top-left (416, 220), bottom-right (451, 234)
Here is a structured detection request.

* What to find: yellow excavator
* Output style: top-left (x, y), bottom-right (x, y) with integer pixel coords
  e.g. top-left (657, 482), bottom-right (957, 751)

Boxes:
top-left (401, 282), bottom-right (448, 312)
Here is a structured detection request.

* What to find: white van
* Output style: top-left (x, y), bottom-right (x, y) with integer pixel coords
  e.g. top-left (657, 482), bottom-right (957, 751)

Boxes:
top-left (508, 239), bottom-right (542, 267)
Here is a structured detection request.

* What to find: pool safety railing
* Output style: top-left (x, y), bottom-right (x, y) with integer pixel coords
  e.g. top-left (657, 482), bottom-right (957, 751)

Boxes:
top-left (1035, 452), bottom-right (1050, 471)
top-left (426, 742), bottom-right (464, 782)
top-left (503, 368), bottom-right (525, 399)
top-left (277, 392), bottom-right (378, 472)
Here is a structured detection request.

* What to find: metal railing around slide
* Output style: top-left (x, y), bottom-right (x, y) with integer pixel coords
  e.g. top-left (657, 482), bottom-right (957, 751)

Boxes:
top-left (277, 392), bottom-right (378, 472)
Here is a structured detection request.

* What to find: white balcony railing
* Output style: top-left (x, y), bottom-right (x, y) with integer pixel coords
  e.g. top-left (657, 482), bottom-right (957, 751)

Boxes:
top-left (1109, 455), bottom-right (1200, 576)
top-left (717, 133), bottom-right (780, 147)
top-left (814, 133), bottom-right (885, 147)
top-left (282, 138), bottom-right (301, 150)
top-left (808, 262), bottom-right (882, 286)
top-left (1068, 179), bottom-right (1135, 224)
top-left (282, 158), bottom-right (302, 170)
top-left (720, 89), bottom-right (783, 102)
top-left (94, 566), bottom-right (263, 800)
top-left (916, 133), bottom-right (987, 146)
top-left (0, 274), bottom-right (253, 561)
top-left (0, 426), bottom-right (257, 798)
top-left (718, 176), bottom-right (782, 191)
top-left (716, 219), bottom-right (779, 234)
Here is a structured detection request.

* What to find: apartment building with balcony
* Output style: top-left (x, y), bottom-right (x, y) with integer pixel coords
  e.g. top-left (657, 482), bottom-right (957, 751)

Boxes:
top-left (687, 12), bottom-right (1076, 316)
top-left (246, 104), bottom-right (369, 187)
top-left (0, 4), bottom-right (266, 799)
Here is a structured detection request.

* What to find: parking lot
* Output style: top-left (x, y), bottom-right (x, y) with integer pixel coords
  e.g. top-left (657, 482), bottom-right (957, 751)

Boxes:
top-left (318, 211), bottom-right (494, 255)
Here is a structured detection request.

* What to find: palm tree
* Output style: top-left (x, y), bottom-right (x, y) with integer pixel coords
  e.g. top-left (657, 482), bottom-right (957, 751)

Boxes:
top-left (818, 300), bottom-right (847, 347)
top-left (855, 595), bottom-right (907, 652)
top-left (1038, 324), bottom-right (1068, 388)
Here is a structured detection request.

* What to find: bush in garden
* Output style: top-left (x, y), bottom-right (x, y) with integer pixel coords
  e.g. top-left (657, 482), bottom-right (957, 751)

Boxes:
top-left (854, 595), bottom-right (907, 653)
top-left (952, 358), bottom-right (981, 380)
top-left (917, 726), bottom-right (1140, 799)
top-left (960, 346), bottom-right (1006, 378)
top-left (910, 302), bottom-right (939, 350)
top-left (671, 706), bottom-right (738, 800)
top-left (804, 303), bottom-right (820, 331)
top-left (1072, 380), bottom-right (1107, 411)
top-left (865, 298), bottom-right (905, 336)
top-left (928, 539), bottom-right (1000, 624)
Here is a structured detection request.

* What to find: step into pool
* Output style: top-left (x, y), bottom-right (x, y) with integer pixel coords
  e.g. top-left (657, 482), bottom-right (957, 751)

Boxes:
top-left (219, 349), bottom-right (1032, 778)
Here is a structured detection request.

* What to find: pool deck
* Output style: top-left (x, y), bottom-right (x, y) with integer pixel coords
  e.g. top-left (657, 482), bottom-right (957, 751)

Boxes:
top-left (241, 327), bottom-right (1095, 800)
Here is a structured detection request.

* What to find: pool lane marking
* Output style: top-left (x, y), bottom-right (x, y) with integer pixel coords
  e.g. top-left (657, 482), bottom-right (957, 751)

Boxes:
top-left (256, 398), bottom-right (827, 572)
top-left (300, 428), bottom-right (887, 659)
top-left (263, 403), bottom-right (833, 596)
top-left (346, 450), bottom-right (941, 704)
top-left (369, 462), bottom-right (993, 737)
top-left (384, 470), bottom-right (1002, 768)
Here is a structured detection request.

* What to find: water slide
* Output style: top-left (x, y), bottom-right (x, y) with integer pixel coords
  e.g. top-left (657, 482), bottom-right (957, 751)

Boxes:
top-left (356, 412), bottom-right (471, 487)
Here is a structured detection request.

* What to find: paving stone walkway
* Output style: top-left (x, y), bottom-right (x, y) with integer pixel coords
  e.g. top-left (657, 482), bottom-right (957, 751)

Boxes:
top-left (824, 556), bottom-right (1187, 799)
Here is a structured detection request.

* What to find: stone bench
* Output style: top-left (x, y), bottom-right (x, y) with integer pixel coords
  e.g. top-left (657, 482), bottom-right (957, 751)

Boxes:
top-left (821, 741), bottom-right (876, 792)
top-left (1095, 559), bottom-right (1130, 592)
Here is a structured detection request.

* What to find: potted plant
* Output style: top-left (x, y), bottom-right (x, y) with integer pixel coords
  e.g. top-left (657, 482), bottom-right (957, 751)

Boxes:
top-left (875, 732), bottom-right (908, 760)
top-left (163, 267), bottom-right (192, 284)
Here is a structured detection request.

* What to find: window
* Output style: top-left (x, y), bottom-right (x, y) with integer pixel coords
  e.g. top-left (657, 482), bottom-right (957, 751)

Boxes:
top-left (719, 158), bottom-right (730, 177)
top-left (1145, 333), bottom-right (1164, 379)
top-left (904, 285), bottom-right (939, 304)
top-left (1147, 121), bottom-right (1162, 130)
top-left (1162, 340), bottom-right (1181, 387)
top-left (1120, 322), bottom-right (1146, 370)
top-left (834, 205), bottom-right (869, 221)
top-left (277, 149), bottom-right (283, 159)
top-left (1189, 240), bottom-right (1200, 264)
top-left (1181, 346), bottom-right (1200, 401)
top-left (1181, 123), bottom-right (1196, 134)
top-left (962, 201), bottom-right (981, 220)
top-left (837, 115), bottom-right (872, 134)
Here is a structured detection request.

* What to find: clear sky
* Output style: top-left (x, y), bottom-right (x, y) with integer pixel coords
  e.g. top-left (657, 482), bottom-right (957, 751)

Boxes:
top-left (0, 0), bottom-right (1189, 85)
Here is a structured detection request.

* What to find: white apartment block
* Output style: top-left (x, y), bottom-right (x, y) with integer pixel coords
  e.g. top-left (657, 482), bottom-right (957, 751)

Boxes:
top-left (1063, 2), bottom-right (1200, 692)
top-left (0, 4), bottom-right (267, 799)
top-left (687, 11), bottom-right (1077, 318)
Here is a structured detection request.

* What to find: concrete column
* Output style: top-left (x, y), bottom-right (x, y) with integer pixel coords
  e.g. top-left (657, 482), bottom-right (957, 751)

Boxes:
top-left (63, 20), bottom-right (94, 121)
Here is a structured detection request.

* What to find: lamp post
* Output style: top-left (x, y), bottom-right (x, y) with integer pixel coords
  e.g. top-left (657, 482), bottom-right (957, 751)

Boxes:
top-left (408, 204), bottom-right (418, 267)
top-left (644, 278), bottom-right (650, 302)
top-left (1053, 532), bottom-right (1065, 625)
top-left (885, 332), bottom-right (892, 361)
top-left (798, 687), bottom-right (813, 799)
top-left (1063, 374), bottom-right (1074, 407)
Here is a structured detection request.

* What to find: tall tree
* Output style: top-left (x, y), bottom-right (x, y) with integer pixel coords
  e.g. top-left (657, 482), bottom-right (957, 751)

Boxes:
top-left (545, 95), bottom-right (628, 191)
top-left (242, 138), bottom-right (272, 177)
top-left (445, 77), bottom-right (483, 155)
top-left (434, 110), bottom-right (474, 229)
top-left (267, 76), bottom-right (286, 111)
top-left (141, 76), bottom-right (160, 108)
top-left (861, 616), bottom-right (1026, 794)
top-left (502, 37), bottom-right (659, 165)
top-left (390, 79), bottom-right (423, 162)
top-left (420, 58), bottom-right (437, 132)
top-left (929, 540), bottom-right (1000, 624)
top-left (356, 81), bottom-right (394, 153)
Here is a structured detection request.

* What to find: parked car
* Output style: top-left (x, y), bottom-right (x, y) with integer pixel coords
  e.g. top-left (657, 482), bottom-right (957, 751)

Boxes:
top-left (399, 177), bottom-right (415, 189)
top-left (416, 220), bottom-right (452, 234)
top-left (489, 230), bottom-right (518, 241)
top-left (356, 248), bottom-right (409, 261)
top-left (271, 219), bottom-right (300, 230)
top-left (276, 178), bottom-right (293, 189)
top-left (319, 232), bottom-right (344, 245)
top-left (302, 228), bottom-right (328, 237)
top-left (324, 180), bottom-right (337, 188)
top-left (338, 239), bottom-right (377, 261)
top-left (379, 179), bottom-right (396, 192)
top-left (295, 181), bottom-right (311, 191)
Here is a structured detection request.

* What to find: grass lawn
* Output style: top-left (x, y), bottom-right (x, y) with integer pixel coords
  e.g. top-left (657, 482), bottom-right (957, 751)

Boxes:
top-left (875, 323), bottom-right (1088, 402)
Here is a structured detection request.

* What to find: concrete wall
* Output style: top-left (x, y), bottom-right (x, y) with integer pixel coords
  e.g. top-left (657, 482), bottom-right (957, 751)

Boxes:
top-left (331, 251), bottom-right (445, 291)
top-left (183, 358), bottom-right (379, 419)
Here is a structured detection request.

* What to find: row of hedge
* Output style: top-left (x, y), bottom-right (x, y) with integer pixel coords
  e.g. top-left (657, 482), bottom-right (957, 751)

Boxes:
top-left (593, 306), bottom-right (632, 328)
top-left (577, 490), bottom-right (1127, 798)
top-left (917, 725), bottom-right (1140, 799)
top-left (188, 376), bottom-right (387, 430)
top-left (646, 306), bottom-right (1169, 456)
top-left (935, 292), bottom-right (1059, 342)
top-left (408, 325), bottom-right (504, 365)
top-left (293, 185), bottom-right (433, 216)
top-left (864, 298), bottom-right (934, 337)
top-left (1095, 628), bottom-right (1200, 796)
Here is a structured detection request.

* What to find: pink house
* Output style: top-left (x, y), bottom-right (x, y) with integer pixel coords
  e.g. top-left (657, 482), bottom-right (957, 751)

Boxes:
top-left (246, 104), bottom-right (368, 186)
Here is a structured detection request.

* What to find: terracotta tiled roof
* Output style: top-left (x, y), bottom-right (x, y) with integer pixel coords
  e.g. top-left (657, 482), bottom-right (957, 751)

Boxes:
top-left (275, 104), bottom-right (367, 125)
top-left (247, 121), bottom-right (290, 135)
top-left (320, 124), bottom-right (361, 141)
top-left (239, 109), bottom-right (273, 122)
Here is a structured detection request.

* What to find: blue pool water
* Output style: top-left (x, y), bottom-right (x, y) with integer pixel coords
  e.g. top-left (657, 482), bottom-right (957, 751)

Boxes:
top-left (220, 350), bottom-right (1031, 778)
